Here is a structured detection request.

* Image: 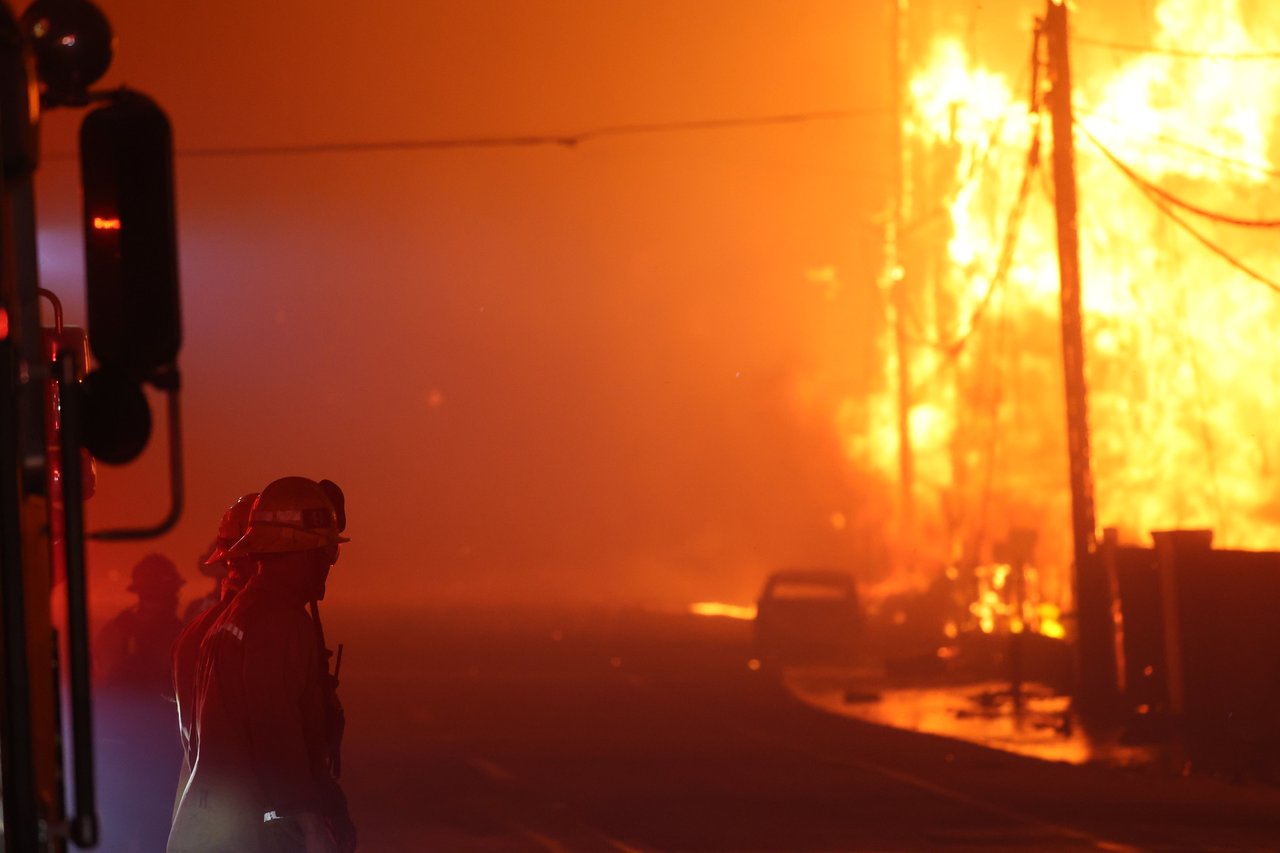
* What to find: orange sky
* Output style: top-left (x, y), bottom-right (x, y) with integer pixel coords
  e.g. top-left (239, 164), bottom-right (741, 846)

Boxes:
top-left (31, 0), bottom-right (1146, 613)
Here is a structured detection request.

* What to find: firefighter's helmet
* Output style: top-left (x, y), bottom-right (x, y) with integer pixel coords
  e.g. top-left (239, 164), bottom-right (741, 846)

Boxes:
top-left (127, 553), bottom-right (183, 594)
top-left (221, 476), bottom-right (350, 559)
top-left (196, 540), bottom-right (221, 577)
top-left (318, 479), bottom-right (346, 533)
top-left (202, 492), bottom-right (260, 566)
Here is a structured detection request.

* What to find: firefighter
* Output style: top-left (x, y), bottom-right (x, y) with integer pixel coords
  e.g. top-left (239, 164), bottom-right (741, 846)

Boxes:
top-left (170, 492), bottom-right (259, 816)
top-left (168, 476), bottom-right (356, 853)
top-left (96, 552), bottom-right (185, 695)
top-left (95, 553), bottom-right (186, 852)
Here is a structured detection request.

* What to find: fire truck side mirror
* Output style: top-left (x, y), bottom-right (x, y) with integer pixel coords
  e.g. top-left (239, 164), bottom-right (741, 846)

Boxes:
top-left (79, 88), bottom-right (181, 379)
top-left (81, 367), bottom-right (150, 465)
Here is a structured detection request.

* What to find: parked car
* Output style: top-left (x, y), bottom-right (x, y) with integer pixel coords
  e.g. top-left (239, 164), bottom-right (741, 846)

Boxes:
top-left (753, 568), bottom-right (862, 665)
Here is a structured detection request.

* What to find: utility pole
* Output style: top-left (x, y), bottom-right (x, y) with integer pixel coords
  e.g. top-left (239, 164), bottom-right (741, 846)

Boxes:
top-left (888, 0), bottom-right (916, 568)
top-left (1043, 0), bottom-right (1116, 720)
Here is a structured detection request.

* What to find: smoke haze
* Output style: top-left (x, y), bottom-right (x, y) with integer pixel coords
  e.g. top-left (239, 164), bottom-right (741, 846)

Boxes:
top-left (31, 1), bottom-right (908, 613)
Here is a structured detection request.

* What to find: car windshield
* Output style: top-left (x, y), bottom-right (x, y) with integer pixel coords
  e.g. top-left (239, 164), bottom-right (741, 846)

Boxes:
top-left (767, 581), bottom-right (854, 601)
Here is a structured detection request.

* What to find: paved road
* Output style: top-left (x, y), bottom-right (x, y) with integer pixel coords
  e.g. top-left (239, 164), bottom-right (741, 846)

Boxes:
top-left (332, 606), bottom-right (1280, 851)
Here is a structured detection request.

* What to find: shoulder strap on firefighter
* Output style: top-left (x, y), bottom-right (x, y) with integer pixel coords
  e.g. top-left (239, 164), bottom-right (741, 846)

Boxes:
top-left (307, 600), bottom-right (346, 779)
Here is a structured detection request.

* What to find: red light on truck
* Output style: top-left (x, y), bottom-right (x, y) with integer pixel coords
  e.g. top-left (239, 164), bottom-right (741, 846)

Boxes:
top-left (92, 216), bottom-right (120, 231)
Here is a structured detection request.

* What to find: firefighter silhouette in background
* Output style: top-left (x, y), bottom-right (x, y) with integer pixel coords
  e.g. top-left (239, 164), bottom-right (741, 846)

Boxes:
top-left (170, 492), bottom-right (259, 815)
top-left (169, 476), bottom-right (356, 853)
top-left (97, 553), bottom-right (185, 694)
top-left (96, 554), bottom-right (187, 853)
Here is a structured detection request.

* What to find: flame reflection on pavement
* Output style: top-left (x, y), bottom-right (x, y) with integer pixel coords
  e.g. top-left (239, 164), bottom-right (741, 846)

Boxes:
top-left (784, 671), bottom-right (1154, 767)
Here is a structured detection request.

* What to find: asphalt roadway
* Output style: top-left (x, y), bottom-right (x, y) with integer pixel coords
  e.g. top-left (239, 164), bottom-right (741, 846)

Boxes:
top-left (330, 605), bottom-right (1280, 852)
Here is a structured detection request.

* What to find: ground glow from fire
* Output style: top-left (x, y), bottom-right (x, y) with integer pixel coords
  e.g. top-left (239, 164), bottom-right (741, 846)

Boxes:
top-left (689, 601), bottom-right (757, 621)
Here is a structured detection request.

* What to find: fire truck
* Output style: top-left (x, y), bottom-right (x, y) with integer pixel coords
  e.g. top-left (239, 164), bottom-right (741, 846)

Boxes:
top-left (0, 0), bottom-right (183, 848)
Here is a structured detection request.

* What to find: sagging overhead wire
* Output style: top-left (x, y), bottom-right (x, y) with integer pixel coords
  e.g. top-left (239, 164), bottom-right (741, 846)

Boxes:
top-left (1075, 121), bottom-right (1280, 228)
top-left (1077, 121), bottom-right (1280, 296)
top-left (912, 125), bottom-right (1041, 393)
top-left (1071, 34), bottom-right (1280, 61)
top-left (171, 108), bottom-right (891, 159)
top-left (1077, 112), bottom-right (1280, 180)
top-left (901, 62), bottom-right (1033, 236)
top-left (898, 49), bottom-right (1041, 344)
top-left (946, 130), bottom-right (1040, 356)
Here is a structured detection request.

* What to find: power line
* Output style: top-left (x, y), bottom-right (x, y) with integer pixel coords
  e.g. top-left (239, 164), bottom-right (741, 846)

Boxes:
top-left (167, 108), bottom-right (890, 159)
top-left (890, 58), bottom-right (1035, 347)
top-left (1078, 122), bottom-right (1280, 295)
top-left (912, 127), bottom-right (1041, 393)
top-left (943, 130), bottom-right (1040, 357)
top-left (1076, 120), bottom-right (1280, 228)
top-left (1071, 34), bottom-right (1280, 61)
top-left (1076, 112), bottom-right (1280, 180)
top-left (902, 64), bottom-right (1035, 236)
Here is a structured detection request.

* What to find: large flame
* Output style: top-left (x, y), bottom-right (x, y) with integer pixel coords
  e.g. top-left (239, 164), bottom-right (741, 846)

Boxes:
top-left (843, 0), bottom-right (1280, 631)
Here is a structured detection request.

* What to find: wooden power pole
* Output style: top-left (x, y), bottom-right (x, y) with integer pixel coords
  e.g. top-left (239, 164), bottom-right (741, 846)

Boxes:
top-left (1044, 0), bottom-right (1117, 719)
top-left (888, 0), bottom-right (916, 564)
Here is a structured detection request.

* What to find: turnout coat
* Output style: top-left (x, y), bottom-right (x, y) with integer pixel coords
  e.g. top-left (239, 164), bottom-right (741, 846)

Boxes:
top-left (167, 573), bottom-right (335, 852)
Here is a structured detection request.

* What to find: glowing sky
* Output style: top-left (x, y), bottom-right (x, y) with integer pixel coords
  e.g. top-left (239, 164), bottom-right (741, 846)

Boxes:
top-left (31, 0), bottom-right (1160, 611)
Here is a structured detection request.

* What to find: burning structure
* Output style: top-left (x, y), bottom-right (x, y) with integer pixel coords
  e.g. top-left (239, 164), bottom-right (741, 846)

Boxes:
top-left (845, 0), bottom-right (1280, 659)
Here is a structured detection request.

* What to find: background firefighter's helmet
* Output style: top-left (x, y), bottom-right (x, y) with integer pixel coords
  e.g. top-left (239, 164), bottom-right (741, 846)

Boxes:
top-left (221, 476), bottom-right (350, 558)
top-left (201, 492), bottom-right (261, 566)
top-left (127, 553), bottom-right (184, 595)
